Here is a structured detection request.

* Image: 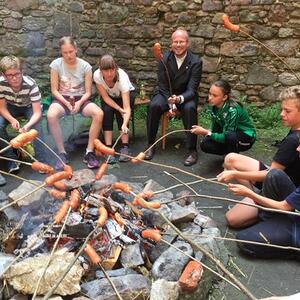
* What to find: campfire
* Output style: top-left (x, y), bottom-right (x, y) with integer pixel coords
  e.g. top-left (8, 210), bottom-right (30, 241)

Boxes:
top-left (0, 130), bottom-right (231, 300)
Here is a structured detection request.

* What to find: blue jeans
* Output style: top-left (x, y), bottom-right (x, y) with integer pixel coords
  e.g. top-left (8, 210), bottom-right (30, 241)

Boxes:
top-left (0, 103), bottom-right (46, 162)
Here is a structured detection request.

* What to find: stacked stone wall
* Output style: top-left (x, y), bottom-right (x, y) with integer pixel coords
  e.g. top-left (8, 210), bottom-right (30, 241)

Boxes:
top-left (0, 0), bottom-right (299, 104)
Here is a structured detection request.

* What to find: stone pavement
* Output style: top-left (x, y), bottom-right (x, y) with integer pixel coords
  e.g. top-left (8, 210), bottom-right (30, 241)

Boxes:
top-left (1, 121), bottom-right (300, 300)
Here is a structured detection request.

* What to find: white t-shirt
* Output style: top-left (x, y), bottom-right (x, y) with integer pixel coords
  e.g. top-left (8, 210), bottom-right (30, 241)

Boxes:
top-left (93, 68), bottom-right (134, 98)
top-left (50, 57), bottom-right (92, 96)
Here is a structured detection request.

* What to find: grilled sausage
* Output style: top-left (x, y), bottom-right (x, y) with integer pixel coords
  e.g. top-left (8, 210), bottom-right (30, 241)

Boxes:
top-left (222, 14), bottom-right (240, 32)
top-left (131, 152), bottom-right (145, 164)
top-left (141, 229), bottom-right (161, 242)
top-left (84, 244), bottom-right (102, 265)
top-left (31, 162), bottom-right (54, 174)
top-left (112, 182), bottom-right (132, 194)
top-left (94, 139), bottom-right (115, 156)
top-left (95, 163), bottom-right (108, 180)
top-left (153, 42), bottom-right (163, 60)
top-left (53, 201), bottom-right (70, 224)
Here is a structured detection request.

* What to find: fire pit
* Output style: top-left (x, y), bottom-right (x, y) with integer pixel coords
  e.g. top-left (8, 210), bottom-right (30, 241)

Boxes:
top-left (0, 169), bottom-right (229, 300)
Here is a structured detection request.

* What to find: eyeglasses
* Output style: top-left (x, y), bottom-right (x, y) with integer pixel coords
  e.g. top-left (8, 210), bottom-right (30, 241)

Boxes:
top-left (172, 41), bottom-right (187, 45)
top-left (4, 72), bottom-right (22, 79)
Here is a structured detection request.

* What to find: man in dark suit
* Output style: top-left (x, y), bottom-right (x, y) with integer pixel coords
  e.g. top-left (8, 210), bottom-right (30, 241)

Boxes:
top-left (145, 28), bottom-right (202, 166)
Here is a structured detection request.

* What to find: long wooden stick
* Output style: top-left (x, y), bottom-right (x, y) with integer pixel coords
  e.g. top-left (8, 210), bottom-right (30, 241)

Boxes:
top-left (160, 238), bottom-right (240, 290)
top-left (32, 206), bottom-right (72, 299)
top-left (130, 190), bottom-right (257, 300)
top-left (155, 209), bottom-right (257, 300)
top-left (0, 137), bottom-right (37, 162)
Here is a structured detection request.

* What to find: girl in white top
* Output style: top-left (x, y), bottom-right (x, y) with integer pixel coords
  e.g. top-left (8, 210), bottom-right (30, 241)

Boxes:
top-left (47, 36), bottom-right (103, 170)
top-left (94, 54), bottom-right (135, 163)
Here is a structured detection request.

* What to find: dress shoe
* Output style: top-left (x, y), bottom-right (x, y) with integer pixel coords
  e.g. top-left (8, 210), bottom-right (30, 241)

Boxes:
top-left (184, 151), bottom-right (198, 166)
top-left (144, 147), bottom-right (155, 160)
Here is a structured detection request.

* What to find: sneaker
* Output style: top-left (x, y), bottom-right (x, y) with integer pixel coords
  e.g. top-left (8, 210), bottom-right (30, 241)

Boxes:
top-left (55, 152), bottom-right (69, 171)
top-left (83, 152), bottom-right (99, 169)
top-left (106, 155), bottom-right (118, 165)
top-left (119, 146), bottom-right (131, 162)
top-left (0, 174), bottom-right (6, 186)
top-left (8, 161), bottom-right (20, 173)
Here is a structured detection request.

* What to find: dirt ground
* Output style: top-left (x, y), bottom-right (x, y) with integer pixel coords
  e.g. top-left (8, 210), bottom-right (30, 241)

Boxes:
top-left (1, 118), bottom-right (300, 300)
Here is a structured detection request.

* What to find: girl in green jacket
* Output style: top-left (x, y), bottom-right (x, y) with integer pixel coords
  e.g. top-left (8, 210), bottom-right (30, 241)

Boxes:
top-left (191, 79), bottom-right (256, 155)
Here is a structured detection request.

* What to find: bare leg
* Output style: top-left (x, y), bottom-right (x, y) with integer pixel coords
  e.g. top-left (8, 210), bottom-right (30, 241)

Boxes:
top-left (121, 132), bottom-right (129, 144)
top-left (223, 152), bottom-right (261, 227)
top-left (104, 131), bottom-right (113, 146)
top-left (223, 152), bottom-right (261, 187)
top-left (225, 197), bottom-right (258, 228)
top-left (47, 103), bottom-right (66, 153)
top-left (82, 103), bottom-right (103, 151)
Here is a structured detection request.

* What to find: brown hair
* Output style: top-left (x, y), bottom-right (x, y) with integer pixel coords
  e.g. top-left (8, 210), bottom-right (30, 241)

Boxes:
top-left (99, 54), bottom-right (119, 82)
top-left (279, 86), bottom-right (300, 110)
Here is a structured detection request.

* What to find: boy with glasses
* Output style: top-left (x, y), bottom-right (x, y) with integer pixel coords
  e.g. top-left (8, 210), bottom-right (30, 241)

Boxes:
top-left (0, 55), bottom-right (45, 181)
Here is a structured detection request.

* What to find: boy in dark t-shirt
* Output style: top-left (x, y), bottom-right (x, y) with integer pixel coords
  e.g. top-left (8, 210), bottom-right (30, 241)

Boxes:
top-left (227, 168), bottom-right (300, 258)
top-left (217, 86), bottom-right (300, 228)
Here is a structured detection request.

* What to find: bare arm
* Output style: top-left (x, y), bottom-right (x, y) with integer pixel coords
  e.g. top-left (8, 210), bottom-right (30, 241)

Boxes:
top-left (0, 99), bottom-right (20, 130)
top-left (50, 68), bottom-right (72, 111)
top-left (218, 160), bottom-right (286, 184)
top-left (120, 91), bottom-right (131, 133)
top-left (21, 101), bottom-right (42, 132)
top-left (228, 183), bottom-right (294, 211)
top-left (78, 70), bottom-right (92, 105)
top-left (96, 83), bottom-right (123, 112)
top-left (217, 169), bottom-right (269, 183)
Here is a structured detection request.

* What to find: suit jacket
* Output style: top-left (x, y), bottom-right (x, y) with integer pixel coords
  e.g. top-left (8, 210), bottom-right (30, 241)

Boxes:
top-left (154, 50), bottom-right (202, 103)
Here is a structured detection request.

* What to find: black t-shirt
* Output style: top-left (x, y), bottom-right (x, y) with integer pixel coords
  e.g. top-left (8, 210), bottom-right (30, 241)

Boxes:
top-left (273, 130), bottom-right (300, 186)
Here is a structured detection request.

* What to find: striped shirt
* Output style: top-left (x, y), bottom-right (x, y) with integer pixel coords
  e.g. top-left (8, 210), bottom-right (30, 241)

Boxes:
top-left (0, 75), bottom-right (41, 107)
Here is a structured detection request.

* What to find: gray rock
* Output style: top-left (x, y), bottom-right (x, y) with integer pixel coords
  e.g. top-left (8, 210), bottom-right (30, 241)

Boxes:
top-left (0, 253), bottom-right (15, 278)
top-left (169, 203), bottom-right (198, 224)
top-left (0, 191), bottom-right (7, 201)
top-left (8, 180), bottom-right (46, 207)
top-left (143, 179), bottom-right (173, 202)
top-left (4, 252), bottom-right (83, 296)
top-left (142, 204), bottom-right (171, 228)
top-left (93, 174), bottom-right (118, 191)
top-left (6, 0), bottom-right (38, 11)
top-left (95, 268), bottom-right (138, 279)
top-left (264, 39), bottom-right (299, 57)
top-left (259, 86), bottom-right (276, 101)
top-left (246, 64), bottom-right (276, 85)
top-left (9, 295), bottom-right (29, 300)
top-left (81, 274), bottom-right (151, 299)
top-left (202, 0), bottom-right (223, 11)
top-left (64, 169), bottom-right (95, 189)
top-left (220, 41), bottom-right (259, 57)
top-left (98, 3), bottom-right (129, 23)
top-left (151, 241), bottom-right (193, 281)
top-left (203, 56), bottom-right (219, 73)
top-left (149, 227), bottom-right (177, 262)
top-left (150, 279), bottom-right (180, 300)
top-left (120, 244), bottom-right (144, 268)
top-left (22, 16), bottom-right (48, 31)
top-left (278, 72), bottom-right (299, 86)
top-left (194, 214), bottom-right (217, 229)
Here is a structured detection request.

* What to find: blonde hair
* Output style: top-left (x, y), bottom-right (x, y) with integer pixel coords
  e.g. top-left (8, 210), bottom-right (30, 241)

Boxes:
top-left (59, 36), bottom-right (77, 49)
top-left (0, 56), bottom-right (22, 73)
top-left (279, 86), bottom-right (300, 110)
